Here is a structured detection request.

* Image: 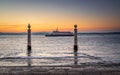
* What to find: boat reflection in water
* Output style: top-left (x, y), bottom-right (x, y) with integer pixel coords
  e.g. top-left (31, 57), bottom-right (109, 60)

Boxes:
top-left (45, 28), bottom-right (74, 37)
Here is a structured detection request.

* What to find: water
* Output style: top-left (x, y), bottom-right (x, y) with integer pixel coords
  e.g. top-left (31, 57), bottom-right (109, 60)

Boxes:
top-left (0, 34), bottom-right (120, 66)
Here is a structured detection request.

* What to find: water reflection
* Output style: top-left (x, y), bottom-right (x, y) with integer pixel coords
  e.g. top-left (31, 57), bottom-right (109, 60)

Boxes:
top-left (27, 49), bottom-right (32, 67)
top-left (74, 50), bottom-right (78, 65)
top-left (27, 49), bottom-right (78, 66)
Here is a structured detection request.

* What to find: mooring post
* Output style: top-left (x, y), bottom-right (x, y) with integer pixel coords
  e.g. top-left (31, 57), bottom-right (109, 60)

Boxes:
top-left (74, 24), bottom-right (78, 51)
top-left (27, 24), bottom-right (31, 50)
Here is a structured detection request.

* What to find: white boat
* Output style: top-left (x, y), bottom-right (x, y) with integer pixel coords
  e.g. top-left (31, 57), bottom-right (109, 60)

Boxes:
top-left (45, 28), bottom-right (74, 37)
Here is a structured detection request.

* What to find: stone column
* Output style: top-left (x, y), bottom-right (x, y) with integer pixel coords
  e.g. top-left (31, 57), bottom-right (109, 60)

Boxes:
top-left (74, 24), bottom-right (78, 51)
top-left (27, 24), bottom-right (31, 50)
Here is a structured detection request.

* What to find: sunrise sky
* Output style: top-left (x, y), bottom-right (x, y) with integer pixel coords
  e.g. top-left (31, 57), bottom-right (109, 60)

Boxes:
top-left (0, 0), bottom-right (120, 32)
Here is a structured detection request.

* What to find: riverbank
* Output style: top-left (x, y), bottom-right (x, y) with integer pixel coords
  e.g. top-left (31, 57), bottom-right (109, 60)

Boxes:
top-left (0, 64), bottom-right (120, 75)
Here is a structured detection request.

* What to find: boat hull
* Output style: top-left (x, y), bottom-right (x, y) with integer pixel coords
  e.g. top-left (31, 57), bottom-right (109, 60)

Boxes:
top-left (45, 34), bottom-right (74, 37)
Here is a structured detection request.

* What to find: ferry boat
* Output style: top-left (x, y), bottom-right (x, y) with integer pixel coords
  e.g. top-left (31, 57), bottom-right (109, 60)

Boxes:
top-left (45, 28), bottom-right (74, 37)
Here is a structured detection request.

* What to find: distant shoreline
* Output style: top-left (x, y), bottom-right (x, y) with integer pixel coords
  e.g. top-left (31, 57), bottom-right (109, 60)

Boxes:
top-left (0, 32), bottom-right (120, 35)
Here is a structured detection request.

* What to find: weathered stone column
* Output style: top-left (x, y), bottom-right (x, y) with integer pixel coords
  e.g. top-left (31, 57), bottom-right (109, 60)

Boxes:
top-left (27, 24), bottom-right (31, 50)
top-left (27, 24), bottom-right (32, 67)
top-left (74, 24), bottom-right (78, 51)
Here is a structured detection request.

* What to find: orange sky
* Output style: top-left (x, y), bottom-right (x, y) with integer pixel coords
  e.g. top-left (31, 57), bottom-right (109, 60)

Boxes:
top-left (0, 14), bottom-right (119, 32)
top-left (0, 0), bottom-right (120, 32)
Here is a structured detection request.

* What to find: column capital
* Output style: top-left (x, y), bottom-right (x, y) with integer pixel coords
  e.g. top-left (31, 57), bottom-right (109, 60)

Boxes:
top-left (74, 24), bottom-right (77, 28)
top-left (28, 24), bottom-right (31, 29)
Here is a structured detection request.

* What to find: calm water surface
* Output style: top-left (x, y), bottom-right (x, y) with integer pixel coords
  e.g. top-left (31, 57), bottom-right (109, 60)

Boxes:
top-left (0, 34), bottom-right (120, 66)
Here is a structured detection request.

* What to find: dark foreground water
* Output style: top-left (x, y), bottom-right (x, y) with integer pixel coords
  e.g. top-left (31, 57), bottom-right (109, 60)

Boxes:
top-left (0, 33), bottom-right (120, 66)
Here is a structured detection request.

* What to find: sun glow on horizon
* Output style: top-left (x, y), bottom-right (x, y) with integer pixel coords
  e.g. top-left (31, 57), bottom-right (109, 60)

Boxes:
top-left (0, 0), bottom-right (120, 32)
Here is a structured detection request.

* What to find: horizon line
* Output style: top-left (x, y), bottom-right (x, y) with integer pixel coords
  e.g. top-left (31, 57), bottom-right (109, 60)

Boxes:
top-left (0, 31), bottom-right (120, 34)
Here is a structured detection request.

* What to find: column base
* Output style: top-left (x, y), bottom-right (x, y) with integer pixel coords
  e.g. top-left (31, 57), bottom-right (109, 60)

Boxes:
top-left (27, 46), bottom-right (31, 50)
top-left (74, 45), bottom-right (78, 52)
